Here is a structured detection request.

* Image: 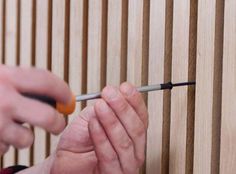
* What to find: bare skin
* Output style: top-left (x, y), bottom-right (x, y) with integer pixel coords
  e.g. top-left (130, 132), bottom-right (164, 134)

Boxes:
top-left (0, 65), bottom-right (148, 174)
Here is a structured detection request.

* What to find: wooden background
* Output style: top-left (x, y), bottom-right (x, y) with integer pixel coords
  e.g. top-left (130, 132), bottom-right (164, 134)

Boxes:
top-left (0, 0), bottom-right (235, 173)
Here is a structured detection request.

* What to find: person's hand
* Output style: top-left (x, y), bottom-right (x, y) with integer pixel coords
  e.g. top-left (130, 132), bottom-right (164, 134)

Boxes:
top-left (0, 65), bottom-right (71, 155)
top-left (50, 83), bottom-right (148, 174)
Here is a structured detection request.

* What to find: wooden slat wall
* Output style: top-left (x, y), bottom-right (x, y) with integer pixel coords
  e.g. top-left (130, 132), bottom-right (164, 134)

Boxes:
top-left (0, 1), bottom-right (235, 174)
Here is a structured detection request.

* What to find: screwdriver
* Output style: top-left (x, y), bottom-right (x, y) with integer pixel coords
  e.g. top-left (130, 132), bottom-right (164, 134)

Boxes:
top-left (22, 81), bottom-right (195, 115)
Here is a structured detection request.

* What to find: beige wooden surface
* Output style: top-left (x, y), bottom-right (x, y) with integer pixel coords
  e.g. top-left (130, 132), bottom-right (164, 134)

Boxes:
top-left (18, 0), bottom-right (33, 166)
top-left (87, 0), bottom-right (105, 106)
top-left (2, 0), bottom-right (18, 168)
top-left (0, 1), bottom-right (235, 174)
top-left (34, 0), bottom-right (49, 165)
top-left (169, 0), bottom-right (190, 173)
top-left (50, 0), bottom-right (67, 153)
top-left (220, 0), bottom-right (236, 173)
top-left (146, 0), bottom-right (165, 173)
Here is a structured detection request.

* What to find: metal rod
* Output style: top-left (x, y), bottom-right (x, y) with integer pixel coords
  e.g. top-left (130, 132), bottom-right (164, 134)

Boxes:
top-left (76, 81), bottom-right (195, 102)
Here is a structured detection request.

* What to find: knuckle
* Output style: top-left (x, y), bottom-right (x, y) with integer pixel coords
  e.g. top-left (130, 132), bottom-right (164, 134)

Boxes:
top-left (100, 151), bottom-right (118, 163)
top-left (17, 131), bottom-right (34, 148)
top-left (133, 124), bottom-right (146, 139)
top-left (118, 138), bottom-right (133, 152)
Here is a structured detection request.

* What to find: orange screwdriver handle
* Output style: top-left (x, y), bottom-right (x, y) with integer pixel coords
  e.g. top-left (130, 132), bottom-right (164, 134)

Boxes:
top-left (22, 93), bottom-right (76, 115)
top-left (56, 94), bottom-right (76, 115)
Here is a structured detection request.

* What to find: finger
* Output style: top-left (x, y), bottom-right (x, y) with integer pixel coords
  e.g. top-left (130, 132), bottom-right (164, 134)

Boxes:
top-left (88, 117), bottom-right (123, 174)
top-left (0, 142), bottom-right (9, 155)
top-left (94, 100), bottom-right (139, 173)
top-left (120, 82), bottom-right (148, 128)
top-left (101, 86), bottom-right (146, 166)
top-left (2, 123), bottom-right (34, 149)
top-left (0, 66), bottom-right (72, 104)
top-left (13, 94), bottom-right (66, 135)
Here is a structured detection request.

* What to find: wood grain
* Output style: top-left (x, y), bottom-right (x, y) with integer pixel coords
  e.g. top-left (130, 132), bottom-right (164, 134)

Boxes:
top-left (193, 0), bottom-right (218, 173)
top-left (50, 0), bottom-right (66, 153)
top-left (87, 0), bottom-right (106, 105)
top-left (169, 0), bottom-right (190, 173)
top-left (17, 0), bottom-right (33, 166)
top-left (106, 0), bottom-right (126, 85)
top-left (2, 0), bottom-right (18, 167)
top-left (146, 0), bottom-right (165, 173)
top-left (33, 0), bottom-right (49, 165)
top-left (127, 0), bottom-right (144, 86)
top-left (68, 0), bottom-right (85, 122)
top-left (220, 0), bottom-right (236, 173)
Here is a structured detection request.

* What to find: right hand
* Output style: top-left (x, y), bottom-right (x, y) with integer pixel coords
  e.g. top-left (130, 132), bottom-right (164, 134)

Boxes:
top-left (0, 65), bottom-right (72, 155)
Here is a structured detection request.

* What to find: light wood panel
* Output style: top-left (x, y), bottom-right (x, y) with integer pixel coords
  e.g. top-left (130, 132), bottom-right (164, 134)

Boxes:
top-left (50, 0), bottom-right (66, 153)
top-left (169, 0), bottom-right (190, 173)
top-left (127, 0), bottom-right (144, 86)
top-left (194, 0), bottom-right (215, 170)
top-left (220, 0), bottom-right (236, 173)
top-left (146, 0), bottom-right (165, 173)
top-left (68, 0), bottom-right (85, 122)
top-left (87, 0), bottom-right (106, 103)
top-left (3, 0), bottom-right (18, 167)
top-left (106, 0), bottom-right (126, 85)
top-left (18, 0), bottom-right (33, 166)
top-left (34, 0), bottom-right (49, 164)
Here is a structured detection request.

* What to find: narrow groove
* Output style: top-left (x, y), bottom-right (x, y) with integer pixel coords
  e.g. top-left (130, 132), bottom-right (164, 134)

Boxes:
top-left (46, 0), bottom-right (53, 157)
top-left (64, 0), bottom-right (70, 122)
top-left (120, 0), bottom-right (128, 83)
top-left (162, 0), bottom-right (173, 173)
top-left (15, 0), bottom-right (21, 165)
top-left (141, 0), bottom-right (150, 172)
top-left (100, 0), bottom-right (108, 89)
top-left (30, 0), bottom-right (37, 165)
top-left (1, 0), bottom-right (6, 167)
top-left (185, 0), bottom-right (198, 173)
top-left (81, 0), bottom-right (89, 109)
top-left (1, 0), bottom-right (5, 64)
top-left (211, 0), bottom-right (224, 173)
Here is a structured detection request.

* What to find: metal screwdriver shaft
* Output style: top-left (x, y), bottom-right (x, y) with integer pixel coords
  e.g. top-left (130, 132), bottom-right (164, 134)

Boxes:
top-left (76, 81), bottom-right (195, 102)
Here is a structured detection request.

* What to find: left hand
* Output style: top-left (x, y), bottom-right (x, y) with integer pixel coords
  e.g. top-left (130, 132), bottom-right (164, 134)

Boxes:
top-left (50, 82), bottom-right (149, 174)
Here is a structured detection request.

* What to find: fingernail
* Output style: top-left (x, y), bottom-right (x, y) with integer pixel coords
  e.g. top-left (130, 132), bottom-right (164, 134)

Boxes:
top-left (103, 86), bottom-right (118, 100)
top-left (121, 83), bottom-right (135, 96)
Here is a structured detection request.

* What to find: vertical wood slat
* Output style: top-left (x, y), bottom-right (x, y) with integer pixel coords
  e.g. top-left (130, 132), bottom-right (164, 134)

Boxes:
top-left (127, 0), bottom-right (144, 86)
top-left (34, 0), bottom-right (49, 165)
top-left (50, 0), bottom-right (66, 153)
top-left (220, 0), bottom-right (236, 173)
top-left (68, 0), bottom-right (84, 122)
top-left (193, 0), bottom-right (221, 173)
top-left (17, 0), bottom-right (33, 166)
top-left (146, 0), bottom-right (165, 173)
top-left (87, 0), bottom-right (106, 101)
top-left (3, 0), bottom-right (18, 167)
top-left (106, 0), bottom-right (125, 85)
top-left (169, 0), bottom-right (190, 173)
